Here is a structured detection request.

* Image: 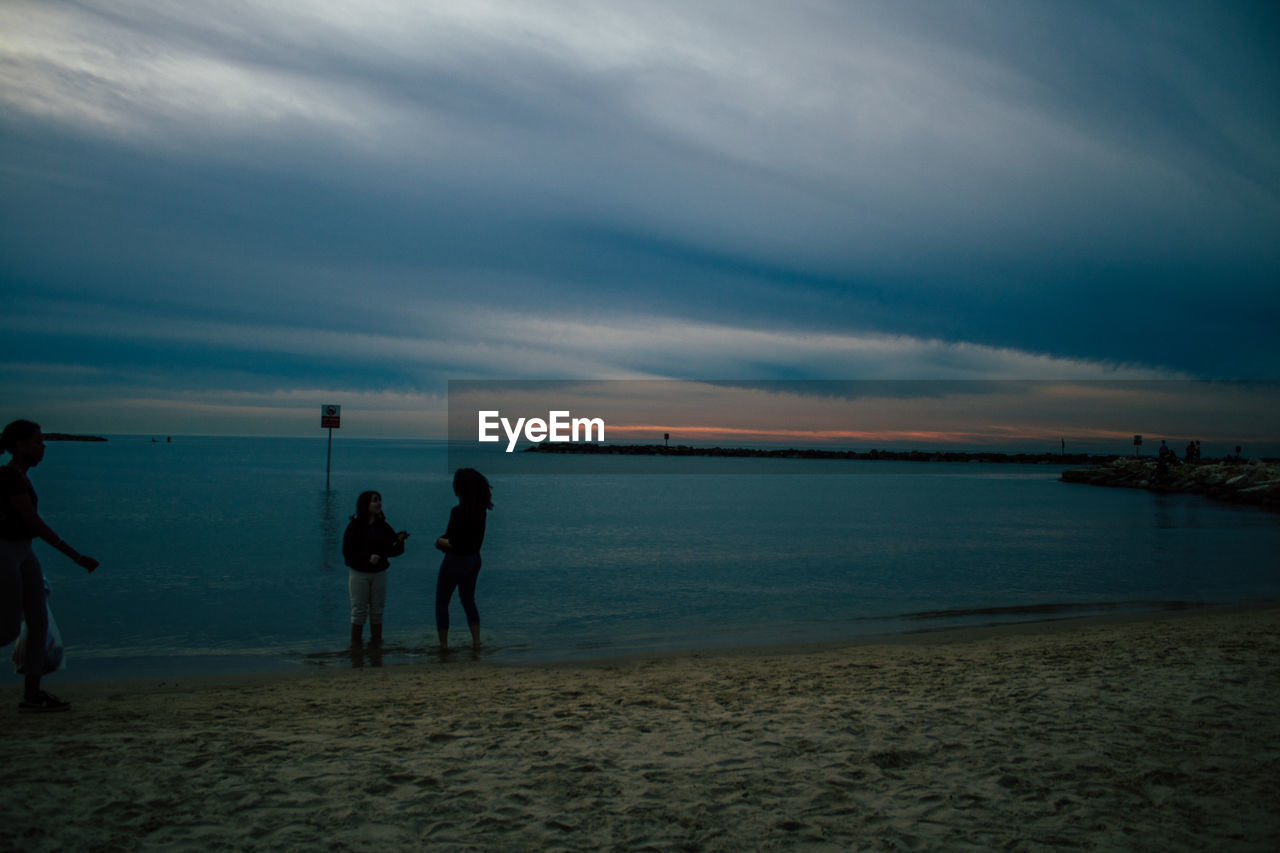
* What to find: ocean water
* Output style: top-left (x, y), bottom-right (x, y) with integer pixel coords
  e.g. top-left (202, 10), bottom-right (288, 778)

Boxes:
top-left (14, 436), bottom-right (1280, 682)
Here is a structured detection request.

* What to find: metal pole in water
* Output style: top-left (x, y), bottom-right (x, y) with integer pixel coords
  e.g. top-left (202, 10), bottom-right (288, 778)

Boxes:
top-left (321, 404), bottom-right (341, 489)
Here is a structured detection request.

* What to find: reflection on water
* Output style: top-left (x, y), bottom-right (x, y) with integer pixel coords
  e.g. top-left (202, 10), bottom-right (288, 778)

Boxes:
top-left (318, 487), bottom-right (343, 571)
top-left (302, 640), bottom-right (492, 670)
top-left (349, 641), bottom-right (383, 669)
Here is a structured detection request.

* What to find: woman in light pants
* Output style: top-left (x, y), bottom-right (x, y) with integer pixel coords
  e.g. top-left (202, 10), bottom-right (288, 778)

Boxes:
top-left (348, 569), bottom-right (388, 637)
top-left (342, 491), bottom-right (408, 645)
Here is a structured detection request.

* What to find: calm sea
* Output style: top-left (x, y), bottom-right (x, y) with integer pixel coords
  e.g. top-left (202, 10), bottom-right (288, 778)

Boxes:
top-left (14, 436), bottom-right (1280, 682)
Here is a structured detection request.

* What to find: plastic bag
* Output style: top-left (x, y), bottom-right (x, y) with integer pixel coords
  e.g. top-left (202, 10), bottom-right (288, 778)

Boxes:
top-left (12, 599), bottom-right (65, 675)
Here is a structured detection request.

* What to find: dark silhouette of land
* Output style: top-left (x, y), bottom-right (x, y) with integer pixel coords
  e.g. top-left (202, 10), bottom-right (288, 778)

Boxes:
top-left (525, 443), bottom-right (1113, 465)
top-left (526, 442), bottom-right (1279, 507)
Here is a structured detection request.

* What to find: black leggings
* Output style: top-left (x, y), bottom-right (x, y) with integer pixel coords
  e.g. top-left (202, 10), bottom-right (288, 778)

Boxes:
top-left (435, 553), bottom-right (481, 632)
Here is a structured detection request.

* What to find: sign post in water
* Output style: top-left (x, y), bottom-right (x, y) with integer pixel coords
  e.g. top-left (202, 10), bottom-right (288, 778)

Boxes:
top-left (322, 404), bottom-right (341, 488)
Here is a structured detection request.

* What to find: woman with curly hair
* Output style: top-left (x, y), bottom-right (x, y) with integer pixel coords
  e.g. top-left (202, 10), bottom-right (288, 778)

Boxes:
top-left (434, 468), bottom-right (491, 653)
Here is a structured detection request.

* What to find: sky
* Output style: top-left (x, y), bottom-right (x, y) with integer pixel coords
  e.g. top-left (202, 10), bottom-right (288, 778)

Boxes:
top-left (2, 1), bottom-right (1278, 441)
top-left (447, 380), bottom-right (1280, 457)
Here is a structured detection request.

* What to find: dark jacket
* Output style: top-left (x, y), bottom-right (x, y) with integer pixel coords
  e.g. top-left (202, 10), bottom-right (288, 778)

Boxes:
top-left (343, 517), bottom-right (405, 573)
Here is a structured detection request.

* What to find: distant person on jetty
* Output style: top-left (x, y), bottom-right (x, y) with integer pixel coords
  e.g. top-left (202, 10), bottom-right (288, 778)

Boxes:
top-left (1, 419), bottom-right (99, 712)
top-left (1152, 440), bottom-right (1179, 486)
top-left (342, 491), bottom-right (408, 646)
top-left (434, 468), bottom-right (491, 653)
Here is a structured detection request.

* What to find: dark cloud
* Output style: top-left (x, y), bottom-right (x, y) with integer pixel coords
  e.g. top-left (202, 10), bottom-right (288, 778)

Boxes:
top-left (2, 1), bottom-right (1278, 434)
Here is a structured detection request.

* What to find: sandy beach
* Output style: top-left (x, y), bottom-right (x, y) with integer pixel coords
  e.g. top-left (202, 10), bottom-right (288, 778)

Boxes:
top-left (5, 607), bottom-right (1280, 852)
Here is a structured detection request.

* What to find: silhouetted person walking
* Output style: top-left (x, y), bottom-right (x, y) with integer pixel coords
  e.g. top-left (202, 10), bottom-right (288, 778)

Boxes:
top-left (1, 420), bottom-right (99, 712)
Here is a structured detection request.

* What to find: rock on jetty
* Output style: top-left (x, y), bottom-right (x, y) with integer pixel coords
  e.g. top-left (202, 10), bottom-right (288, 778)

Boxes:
top-left (1060, 459), bottom-right (1280, 508)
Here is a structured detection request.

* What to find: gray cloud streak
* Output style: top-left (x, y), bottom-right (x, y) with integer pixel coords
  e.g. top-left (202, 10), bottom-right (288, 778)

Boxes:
top-left (2, 1), bottom-right (1278, 433)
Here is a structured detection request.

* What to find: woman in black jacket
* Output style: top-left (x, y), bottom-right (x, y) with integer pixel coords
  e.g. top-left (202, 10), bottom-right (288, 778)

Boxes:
top-left (342, 490), bottom-right (408, 645)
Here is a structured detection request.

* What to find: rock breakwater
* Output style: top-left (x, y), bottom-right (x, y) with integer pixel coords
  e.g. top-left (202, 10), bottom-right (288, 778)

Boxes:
top-left (1061, 459), bottom-right (1280, 508)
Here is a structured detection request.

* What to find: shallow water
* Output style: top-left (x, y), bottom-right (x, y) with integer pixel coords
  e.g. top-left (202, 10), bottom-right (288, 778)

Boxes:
top-left (18, 436), bottom-right (1280, 681)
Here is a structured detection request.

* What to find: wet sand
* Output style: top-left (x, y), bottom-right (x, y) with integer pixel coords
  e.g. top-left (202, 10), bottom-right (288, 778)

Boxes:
top-left (5, 606), bottom-right (1280, 851)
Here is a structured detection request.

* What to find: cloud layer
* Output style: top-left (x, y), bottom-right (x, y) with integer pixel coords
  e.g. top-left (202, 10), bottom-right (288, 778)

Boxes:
top-left (3, 1), bottom-right (1277, 435)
